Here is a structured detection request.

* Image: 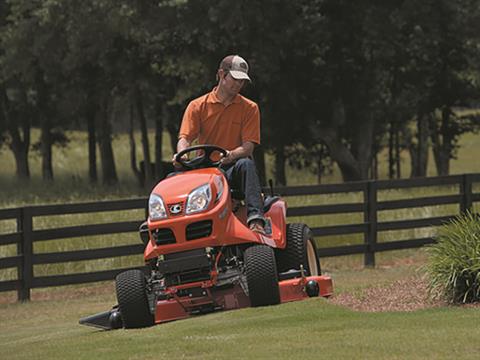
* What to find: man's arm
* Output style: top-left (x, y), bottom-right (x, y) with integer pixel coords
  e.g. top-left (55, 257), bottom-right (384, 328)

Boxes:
top-left (172, 137), bottom-right (191, 165)
top-left (177, 137), bottom-right (191, 154)
top-left (174, 100), bottom-right (199, 164)
top-left (220, 141), bottom-right (255, 165)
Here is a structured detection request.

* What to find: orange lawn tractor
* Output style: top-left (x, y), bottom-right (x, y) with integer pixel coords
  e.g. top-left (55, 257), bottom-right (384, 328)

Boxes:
top-left (80, 145), bottom-right (333, 330)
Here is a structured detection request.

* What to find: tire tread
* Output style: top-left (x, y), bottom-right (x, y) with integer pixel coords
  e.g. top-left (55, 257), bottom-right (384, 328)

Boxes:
top-left (245, 245), bottom-right (280, 307)
top-left (116, 269), bottom-right (154, 329)
top-left (276, 223), bottom-right (321, 275)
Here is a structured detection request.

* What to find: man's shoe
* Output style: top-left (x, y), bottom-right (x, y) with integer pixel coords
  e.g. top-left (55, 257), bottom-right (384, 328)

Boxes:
top-left (249, 219), bottom-right (266, 235)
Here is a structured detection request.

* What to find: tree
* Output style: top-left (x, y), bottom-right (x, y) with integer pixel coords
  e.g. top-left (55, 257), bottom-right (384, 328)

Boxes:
top-left (2, 0), bottom-right (480, 187)
top-left (297, 0), bottom-right (396, 181)
top-left (394, 0), bottom-right (480, 176)
top-left (1, 0), bottom-right (72, 181)
top-left (0, 84), bottom-right (31, 179)
top-left (0, 1), bottom-right (35, 180)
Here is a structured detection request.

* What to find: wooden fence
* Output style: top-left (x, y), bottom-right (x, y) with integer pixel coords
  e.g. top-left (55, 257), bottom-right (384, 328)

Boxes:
top-left (1, 173), bottom-right (479, 302)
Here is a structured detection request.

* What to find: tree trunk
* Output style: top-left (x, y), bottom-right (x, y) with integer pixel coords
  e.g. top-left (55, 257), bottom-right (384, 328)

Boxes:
top-left (135, 87), bottom-right (153, 188)
top-left (315, 144), bottom-right (329, 184)
top-left (8, 122), bottom-right (30, 179)
top-left (408, 114), bottom-right (429, 178)
top-left (35, 69), bottom-right (54, 181)
top-left (1, 87), bottom-right (31, 179)
top-left (86, 102), bottom-right (97, 183)
top-left (430, 108), bottom-right (452, 176)
top-left (388, 121), bottom-right (394, 179)
top-left (319, 126), bottom-right (362, 181)
top-left (350, 114), bottom-right (375, 180)
top-left (417, 115), bottom-right (429, 176)
top-left (154, 102), bottom-right (165, 180)
top-left (314, 100), bottom-right (364, 182)
top-left (128, 101), bottom-right (142, 186)
top-left (317, 156), bottom-right (324, 184)
top-left (40, 122), bottom-right (54, 181)
top-left (166, 106), bottom-right (179, 154)
top-left (274, 143), bottom-right (286, 186)
top-left (370, 145), bottom-right (378, 180)
top-left (96, 96), bottom-right (118, 185)
top-left (394, 124), bottom-right (401, 178)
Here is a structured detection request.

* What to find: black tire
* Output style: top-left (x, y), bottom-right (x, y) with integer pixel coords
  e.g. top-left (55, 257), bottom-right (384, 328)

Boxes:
top-left (276, 223), bottom-right (321, 276)
top-left (115, 269), bottom-right (154, 329)
top-left (244, 245), bottom-right (280, 307)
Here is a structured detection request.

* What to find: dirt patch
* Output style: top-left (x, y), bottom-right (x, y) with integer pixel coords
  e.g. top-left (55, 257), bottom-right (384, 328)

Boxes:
top-left (330, 275), bottom-right (446, 312)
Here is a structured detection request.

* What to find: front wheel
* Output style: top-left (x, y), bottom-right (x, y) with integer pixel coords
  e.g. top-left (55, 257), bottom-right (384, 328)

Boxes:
top-left (115, 269), bottom-right (154, 329)
top-left (276, 223), bottom-right (321, 276)
top-left (244, 245), bottom-right (280, 307)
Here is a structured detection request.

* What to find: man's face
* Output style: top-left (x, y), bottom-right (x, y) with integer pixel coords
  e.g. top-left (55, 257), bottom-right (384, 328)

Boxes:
top-left (219, 70), bottom-right (245, 96)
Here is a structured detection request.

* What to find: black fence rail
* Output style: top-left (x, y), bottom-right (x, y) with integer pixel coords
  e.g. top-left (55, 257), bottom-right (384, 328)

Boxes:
top-left (1, 173), bottom-right (479, 302)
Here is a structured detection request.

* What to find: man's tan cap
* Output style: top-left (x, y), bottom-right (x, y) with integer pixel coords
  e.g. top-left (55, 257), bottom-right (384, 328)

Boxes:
top-left (219, 55), bottom-right (251, 81)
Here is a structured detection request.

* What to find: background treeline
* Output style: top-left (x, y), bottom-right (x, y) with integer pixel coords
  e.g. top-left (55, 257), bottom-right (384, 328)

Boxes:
top-left (1, 0), bottom-right (480, 187)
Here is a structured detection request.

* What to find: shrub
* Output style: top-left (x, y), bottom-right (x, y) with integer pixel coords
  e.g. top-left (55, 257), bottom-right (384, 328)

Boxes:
top-left (425, 211), bottom-right (480, 303)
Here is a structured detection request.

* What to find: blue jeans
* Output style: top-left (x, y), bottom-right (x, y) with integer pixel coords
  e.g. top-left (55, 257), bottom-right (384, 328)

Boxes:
top-left (222, 158), bottom-right (264, 224)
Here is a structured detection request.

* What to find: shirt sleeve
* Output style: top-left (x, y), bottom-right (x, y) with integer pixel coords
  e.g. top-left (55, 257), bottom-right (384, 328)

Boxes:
top-left (178, 101), bottom-right (200, 142)
top-left (241, 103), bottom-right (261, 145)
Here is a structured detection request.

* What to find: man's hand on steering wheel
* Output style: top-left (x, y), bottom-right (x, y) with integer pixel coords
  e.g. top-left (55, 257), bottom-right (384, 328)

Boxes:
top-left (172, 153), bottom-right (188, 169)
top-left (219, 150), bottom-right (236, 165)
top-left (173, 145), bottom-right (228, 170)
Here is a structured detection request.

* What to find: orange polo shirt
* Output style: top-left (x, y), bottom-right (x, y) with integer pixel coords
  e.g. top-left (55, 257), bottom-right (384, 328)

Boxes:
top-left (179, 88), bottom-right (260, 150)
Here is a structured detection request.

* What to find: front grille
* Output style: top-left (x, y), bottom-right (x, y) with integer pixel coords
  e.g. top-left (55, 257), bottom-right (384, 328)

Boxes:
top-left (153, 228), bottom-right (176, 245)
top-left (162, 249), bottom-right (212, 286)
top-left (186, 220), bottom-right (213, 240)
top-left (166, 269), bottom-right (211, 286)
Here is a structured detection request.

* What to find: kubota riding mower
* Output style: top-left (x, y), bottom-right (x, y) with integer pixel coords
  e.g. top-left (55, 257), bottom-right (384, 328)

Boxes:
top-left (80, 145), bottom-right (333, 330)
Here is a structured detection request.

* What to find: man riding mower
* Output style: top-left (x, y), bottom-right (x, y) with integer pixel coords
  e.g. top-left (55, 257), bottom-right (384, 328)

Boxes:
top-left (80, 145), bottom-right (333, 330)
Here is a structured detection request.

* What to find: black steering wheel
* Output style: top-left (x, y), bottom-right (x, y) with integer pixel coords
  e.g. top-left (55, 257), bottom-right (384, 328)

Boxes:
top-left (175, 145), bottom-right (228, 170)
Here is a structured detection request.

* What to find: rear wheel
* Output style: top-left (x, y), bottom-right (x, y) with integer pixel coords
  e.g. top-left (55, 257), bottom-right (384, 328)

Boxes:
top-left (276, 223), bottom-right (321, 275)
top-left (115, 269), bottom-right (154, 329)
top-left (244, 245), bottom-right (280, 307)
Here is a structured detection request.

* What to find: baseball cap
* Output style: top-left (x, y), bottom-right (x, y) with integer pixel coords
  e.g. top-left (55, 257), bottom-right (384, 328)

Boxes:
top-left (219, 55), bottom-right (251, 81)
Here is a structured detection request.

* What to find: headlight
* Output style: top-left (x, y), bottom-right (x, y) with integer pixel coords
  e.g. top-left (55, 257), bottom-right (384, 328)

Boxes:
top-left (149, 193), bottom-right (167, 220)
top-left (186, 184), bottom-right (212, 214)
top-left (214, 175), bottom-right (224, 202)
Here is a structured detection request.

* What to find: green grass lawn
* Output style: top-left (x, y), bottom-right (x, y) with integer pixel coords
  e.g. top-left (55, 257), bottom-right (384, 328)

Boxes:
top-left (1, 262), bottom-right (479, 360)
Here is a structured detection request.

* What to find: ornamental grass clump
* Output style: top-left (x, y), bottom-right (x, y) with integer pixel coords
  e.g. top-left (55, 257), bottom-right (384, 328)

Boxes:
top-left (426, 211), bottom-right (480, 303)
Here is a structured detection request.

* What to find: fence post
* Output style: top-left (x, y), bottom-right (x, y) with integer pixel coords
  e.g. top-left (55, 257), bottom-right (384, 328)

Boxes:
top-left (17, 207), bottom-right (33, 302)
top-left (364, 181), bottom-right (377, 267)
top-left (460, 174), bottom-right (473, 214)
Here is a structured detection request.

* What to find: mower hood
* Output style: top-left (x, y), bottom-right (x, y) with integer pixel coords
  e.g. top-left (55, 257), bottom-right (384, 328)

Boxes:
top-left (150, 168), bottom-right (224, 210)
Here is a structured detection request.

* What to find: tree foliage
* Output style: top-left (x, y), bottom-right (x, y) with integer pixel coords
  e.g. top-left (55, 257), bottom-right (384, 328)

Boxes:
top-left (1, 0), bottom-right (479, 184)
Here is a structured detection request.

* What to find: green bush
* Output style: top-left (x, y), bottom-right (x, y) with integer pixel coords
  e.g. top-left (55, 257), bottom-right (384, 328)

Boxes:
top-left (426, 211), bottom-right (480, 303)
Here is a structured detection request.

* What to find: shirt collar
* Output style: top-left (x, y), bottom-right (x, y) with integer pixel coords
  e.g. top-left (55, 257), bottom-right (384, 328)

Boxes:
top-left (208, 87), bottom-right (241, 104)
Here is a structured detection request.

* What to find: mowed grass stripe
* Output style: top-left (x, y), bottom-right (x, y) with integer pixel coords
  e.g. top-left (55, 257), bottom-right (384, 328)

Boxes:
top-left (1, 296), bottom-right (480, 360)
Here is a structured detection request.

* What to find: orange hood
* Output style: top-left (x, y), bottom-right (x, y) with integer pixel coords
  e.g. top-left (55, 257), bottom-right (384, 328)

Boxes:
top-left (151, 168), bottom-right (224, 204)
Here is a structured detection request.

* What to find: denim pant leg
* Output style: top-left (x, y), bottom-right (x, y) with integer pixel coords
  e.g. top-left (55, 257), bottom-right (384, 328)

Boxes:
top-left (223, 158), bottom-right (264, 222)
